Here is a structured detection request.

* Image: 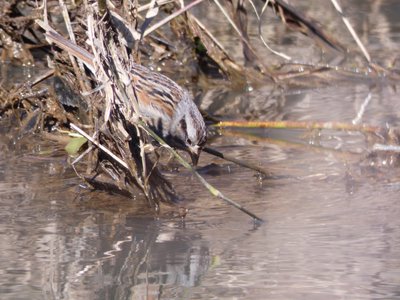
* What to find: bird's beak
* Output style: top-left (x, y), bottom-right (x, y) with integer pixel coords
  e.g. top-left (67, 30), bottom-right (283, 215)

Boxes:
top-left (189, 145), bottom-right (201, 166)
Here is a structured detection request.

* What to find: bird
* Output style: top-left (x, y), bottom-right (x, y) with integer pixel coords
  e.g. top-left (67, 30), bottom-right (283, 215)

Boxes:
top-left (42, 25), bottom-right (207, 165)
top-left (129, 63), bottom-right (207, 165)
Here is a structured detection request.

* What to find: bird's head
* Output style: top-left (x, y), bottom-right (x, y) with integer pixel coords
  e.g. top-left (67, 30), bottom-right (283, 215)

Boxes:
top-left (168, 94), bottom-right (207, 165)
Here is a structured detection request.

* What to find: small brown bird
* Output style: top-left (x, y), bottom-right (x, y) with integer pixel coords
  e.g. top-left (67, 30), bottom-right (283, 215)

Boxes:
top-left (43, 27), bottom-right (207, 165)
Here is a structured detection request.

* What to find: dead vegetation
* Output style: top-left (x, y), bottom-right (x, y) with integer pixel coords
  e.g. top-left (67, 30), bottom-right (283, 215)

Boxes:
top-left (1, 0), bottom-right (399, 219)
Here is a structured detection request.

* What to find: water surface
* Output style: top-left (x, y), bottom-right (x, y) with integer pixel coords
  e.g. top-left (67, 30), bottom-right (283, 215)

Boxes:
top-left (1, 2), bottom-right (400, 299)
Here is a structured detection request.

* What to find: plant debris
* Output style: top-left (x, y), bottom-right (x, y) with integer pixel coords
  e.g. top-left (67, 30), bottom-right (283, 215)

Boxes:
top-left (1, 0), bottom-right (398, 219)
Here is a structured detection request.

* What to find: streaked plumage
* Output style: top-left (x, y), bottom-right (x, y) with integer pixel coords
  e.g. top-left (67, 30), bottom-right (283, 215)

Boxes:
top-left (44, 28), bottom-right (207, 164)
top-left (130, 63), bottom-right (207, 164)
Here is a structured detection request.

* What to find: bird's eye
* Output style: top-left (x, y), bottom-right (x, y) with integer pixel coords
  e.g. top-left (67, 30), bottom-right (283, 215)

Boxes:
top-left (186, 138), bottom-right (192, 145)
top-left (180, 119), bottom-right (187, 131)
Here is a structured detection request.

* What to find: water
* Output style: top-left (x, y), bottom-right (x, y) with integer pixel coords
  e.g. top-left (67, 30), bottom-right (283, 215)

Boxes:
top-left (1, 2), bottom-right (400, 299)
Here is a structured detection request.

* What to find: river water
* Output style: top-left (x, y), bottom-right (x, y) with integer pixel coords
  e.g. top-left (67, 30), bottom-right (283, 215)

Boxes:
top-left (1, 1), bottom-right (400, 299)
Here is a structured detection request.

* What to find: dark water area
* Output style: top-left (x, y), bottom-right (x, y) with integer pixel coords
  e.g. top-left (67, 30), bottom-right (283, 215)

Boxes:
top-left (1, 2), bottom-right (400, 299)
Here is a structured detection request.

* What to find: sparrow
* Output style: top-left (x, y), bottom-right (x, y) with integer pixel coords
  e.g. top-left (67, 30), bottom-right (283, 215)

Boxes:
top-left (43, 27), bottom-right (207, 165)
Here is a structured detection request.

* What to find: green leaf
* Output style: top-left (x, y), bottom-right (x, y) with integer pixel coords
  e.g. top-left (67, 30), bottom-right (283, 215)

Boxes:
top-left (65, 136), bottom-right (87, 155)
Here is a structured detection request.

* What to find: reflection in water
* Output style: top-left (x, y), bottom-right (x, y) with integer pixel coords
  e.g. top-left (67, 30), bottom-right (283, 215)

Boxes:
top-left (0, 156), bottom-right (210, 299)
top-left (90, 217), bottom-right (210, 300)
top-left (2, 1), bottom-right (400, 299)
top-left (0, 132), bottom-right (211, 299)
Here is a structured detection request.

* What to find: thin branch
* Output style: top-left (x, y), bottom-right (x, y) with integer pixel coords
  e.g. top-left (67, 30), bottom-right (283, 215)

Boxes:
top-left (137, 0), bottom-right (174, 12)
top-left (203, 147), bottom-right (269, 176)
top-left (212, 0), bottom-right (273, 76)
top-left (138, 120), bottom-right (264, 223)
top-left (330, 0), bottom-right (371, 63)
top-left (70, 123), bottom-right (129, 170)
top-left (59, 0), bottom-right (90, 92)
top-left (352, 92), bottom-right (372, 125)
top-left (249, 0), bottom-right (292, 60)
top-left (214, 120), bottom-right (382, 134)
top-left (142, 0), bottom-right (205, 37)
